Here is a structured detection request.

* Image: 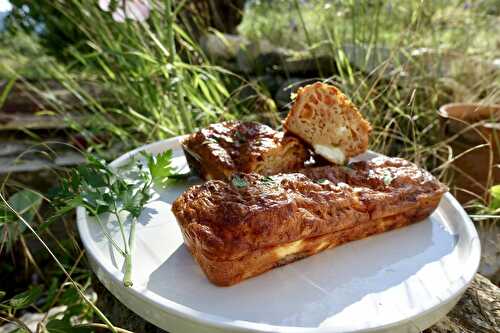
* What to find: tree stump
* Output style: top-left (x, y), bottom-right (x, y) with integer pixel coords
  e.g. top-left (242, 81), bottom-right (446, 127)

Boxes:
top-left (94, 274), bottom-right (499, 333)
top-left (425, 274), bottom-right (499, 333)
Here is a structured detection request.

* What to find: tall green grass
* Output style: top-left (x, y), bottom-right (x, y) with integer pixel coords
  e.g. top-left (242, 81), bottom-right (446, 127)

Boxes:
top-left (3, 0), bottom-right (258, 156)
top-left (239, 0), bottom-right (499, 55)
top-left (241, 0), bottom-right (499, 182)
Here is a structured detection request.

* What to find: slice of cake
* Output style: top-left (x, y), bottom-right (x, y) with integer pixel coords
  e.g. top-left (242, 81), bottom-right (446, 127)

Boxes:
top-left (182, 121), bottom-right (309, 180)
top-left (284, 82), bottom-right (372, 164)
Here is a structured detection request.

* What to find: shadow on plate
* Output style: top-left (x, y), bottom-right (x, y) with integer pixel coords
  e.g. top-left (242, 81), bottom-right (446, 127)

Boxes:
top-left (146, 216), bottom-right (458, 327)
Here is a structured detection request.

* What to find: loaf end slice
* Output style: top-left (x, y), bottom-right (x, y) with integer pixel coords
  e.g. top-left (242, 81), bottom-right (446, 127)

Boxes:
top-left (284, 82), bottom-right (372, 164)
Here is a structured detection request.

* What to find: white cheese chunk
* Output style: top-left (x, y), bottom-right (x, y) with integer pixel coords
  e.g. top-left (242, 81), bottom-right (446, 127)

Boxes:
top-left (335, 126), bottom-right (348, 137)
top-left (274, 239), bottom-right (303, 259)
top-left (313, 144), bottom-right (346, 164)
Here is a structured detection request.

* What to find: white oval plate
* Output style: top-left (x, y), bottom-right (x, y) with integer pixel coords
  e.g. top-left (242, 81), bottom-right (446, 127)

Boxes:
top-left (77, 137), bottom-right (481, 333)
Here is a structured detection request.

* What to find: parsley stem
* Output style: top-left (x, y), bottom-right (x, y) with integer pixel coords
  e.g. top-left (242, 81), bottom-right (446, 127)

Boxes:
top-left (123, 217), bottom-right (137, 287)
top-left (87, 206), bottom-right (125, 257)
top-left (113, 207), bottom-right (135, 287)
top-left (115, 208), bottom-right (130, 255)
top-left (123, 254), bottom-right (133, 288)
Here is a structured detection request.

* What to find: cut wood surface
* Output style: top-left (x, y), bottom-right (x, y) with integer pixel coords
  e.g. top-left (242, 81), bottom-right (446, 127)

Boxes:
top-left (0, 112), bottom-right (89, 130)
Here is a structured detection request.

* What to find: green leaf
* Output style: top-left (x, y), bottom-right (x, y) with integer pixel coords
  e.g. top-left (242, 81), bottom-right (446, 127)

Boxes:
top-left (382, 171), bottom-right (393, 186)
top-left (9, 190), bottom-right (43, 225)
top-left (10, 329), bottom-right (30, 333)
top-left (119, 186), bottom-right (150, 218)
top-left (0, 78), bottom-right (16, 109)
top-left (77, 164), bottom-right (108, 188)
top-left (145, 150), bottom-right (189, 187)
top-left (146, 149), bottom-right (174, 185)
top-left (489, 185), bottom-right (500, 210)
top-left (41, 278), bottom-right (59, 311)
top-left (232, 175), bottom-right (248, 189)
top-left (59, 286), bottom-right (80, 306)
top-left (260, 175), bottom-right (275, 183)
top-left (46, 318), bottom-right (92, 333)
top-left (0, 189), bottom-right (43, 252)
top-left (0, 290), bottom-right (5, 300)
top-left (0, 205), bottom-right (16, 225)
top-left (9, 286), bottom-right (43, 309)
top-left (167, 172), bottom-right (192, 181)
top-left (314, 178), bottom-right (330, 185)
top-left (48, 154), bottom-right (157, 287)
top-left (234, 131), bottom-right (247, 143)
top-left (64, 303), bottom-right (90, 319)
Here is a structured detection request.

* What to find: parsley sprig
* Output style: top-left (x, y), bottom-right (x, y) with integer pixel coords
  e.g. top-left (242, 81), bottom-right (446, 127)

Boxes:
top-left (232, 175), bottom-right (248, 188)
top-left (314, 178), bottom-right (330, 185)
top-left (382, 171), bottom-right (393, 186)
top-left (49, 150), bottom-right (187, 287)
top-left (144, 149), bottom-right (191, 186)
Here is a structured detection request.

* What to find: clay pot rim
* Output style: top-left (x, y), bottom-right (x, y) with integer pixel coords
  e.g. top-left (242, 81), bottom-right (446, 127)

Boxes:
top-left (438, 103), bottom-right (500, 119)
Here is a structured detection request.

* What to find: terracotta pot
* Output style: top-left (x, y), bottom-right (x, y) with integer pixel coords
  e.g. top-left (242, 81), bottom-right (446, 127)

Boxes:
top-left (438, 103), bottom-right (500, 203)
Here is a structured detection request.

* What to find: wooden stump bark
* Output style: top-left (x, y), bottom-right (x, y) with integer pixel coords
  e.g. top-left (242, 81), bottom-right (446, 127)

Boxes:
top-left (425, 274), bottom-right (499, 333)
top-left (94, 274), bottom-right (499, 333)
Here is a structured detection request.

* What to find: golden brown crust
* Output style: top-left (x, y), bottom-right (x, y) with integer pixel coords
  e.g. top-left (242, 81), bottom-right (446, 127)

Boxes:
top-left (284, 82), bottom-right (372, 164)
top-left (182, 121), bottom-right (309, 180)
top-left (189, 207), bottom-right (439, 286)
top-left (172, 157), bottom-right (447, 285)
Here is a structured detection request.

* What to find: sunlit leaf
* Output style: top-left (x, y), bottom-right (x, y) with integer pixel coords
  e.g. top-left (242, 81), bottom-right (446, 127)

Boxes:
top-left (10, 328), bottom-right (30, 333)
top-left (46, 317), bottom-right (92, 333)
top-left (146, 149), bottom-right (174, 185)
top-left (41, 278), bottom-right (59, 312)
top-left (0, 190), bottom-right (43, 252)
top-left (383, 172), bottom-right (393, 186)
top-left (9, 190), bottom-right (43, 225)
top-left (59, 287), bottom-right (80, 306)
top-left (489, 185), bottom-right (500, 210)
top-left (9, 286), bottom-right (43, 309)
top-left (232, 175), bottom-right (248, 189)
top-left (145, 150), bottom-right (190, 187)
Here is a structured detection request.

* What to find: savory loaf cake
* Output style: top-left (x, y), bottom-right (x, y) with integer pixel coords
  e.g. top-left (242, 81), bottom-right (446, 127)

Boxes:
top-left (172, 157), bottom-right (447, 286)
top-left (182, 121), bottom-right (309, 180)
top-left (284, 82), bottom-right (372, 164)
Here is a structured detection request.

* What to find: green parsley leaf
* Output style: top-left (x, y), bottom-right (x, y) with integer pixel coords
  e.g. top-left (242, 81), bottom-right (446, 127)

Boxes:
top-left (145, 150), bottom-right (190, 187)
top-left (146, 149), bottom-right (174, 184)
top-left (260, 175), bottom-right (274, 183)
top-left (9, 286), bottom-right (43, 309)
top-left (314, 178), bottom-right (330, 185)
top-left (489, 185), bottom-right (500, 210)
top-left (383, 172), bottom-right (393, 186)
top-left (46, 317), bottom-right (92, 333)
top-left (234, 131), bottom-right (247, 143)
top-left (119, 184), bottom-right (151, 219)
top-left (49, 154), bottom-right (156, 287)
top-left (0, 190), bottom-right (43, 252)
top-left (232, 175), bottom-right (248, 188)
